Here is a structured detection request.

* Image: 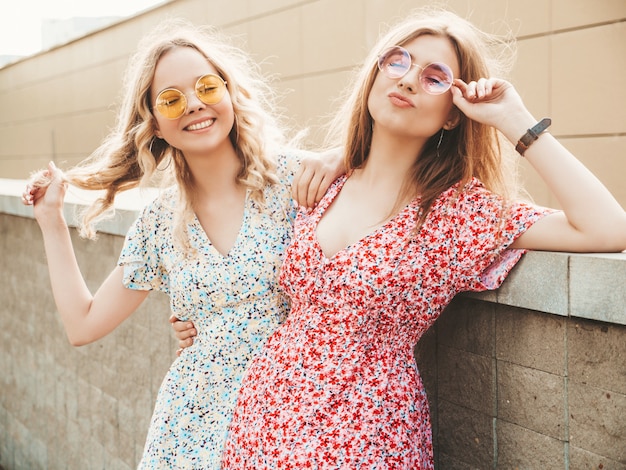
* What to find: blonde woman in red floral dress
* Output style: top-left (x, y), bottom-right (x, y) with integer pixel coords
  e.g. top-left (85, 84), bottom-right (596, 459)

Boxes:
top-left (175, 8), bottom-right (626, 469)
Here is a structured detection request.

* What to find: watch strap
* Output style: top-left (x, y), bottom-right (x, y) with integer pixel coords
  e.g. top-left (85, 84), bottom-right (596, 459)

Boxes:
top-left (515, 118), bottom-right (551, 156)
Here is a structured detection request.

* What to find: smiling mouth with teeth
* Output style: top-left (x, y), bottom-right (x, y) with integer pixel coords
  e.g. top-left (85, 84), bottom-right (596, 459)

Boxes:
top-left (186, 119), bottom-right (215, 131)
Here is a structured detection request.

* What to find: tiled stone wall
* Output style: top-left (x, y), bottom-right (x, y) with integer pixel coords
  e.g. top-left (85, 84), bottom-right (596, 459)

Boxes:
top-left (417, 298), bottom-right (626, 469)
top-left (1, 207), bottom-right (625, 469)
top-left (0, 214), bottom-right (174, 469)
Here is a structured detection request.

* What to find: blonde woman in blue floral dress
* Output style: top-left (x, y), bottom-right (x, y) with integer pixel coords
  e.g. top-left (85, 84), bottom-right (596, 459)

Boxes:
top-left (22, 20), bottom-right (341, 469)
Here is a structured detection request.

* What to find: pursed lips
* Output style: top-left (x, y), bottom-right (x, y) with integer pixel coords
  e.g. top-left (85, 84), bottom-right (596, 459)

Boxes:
top-left (388, 92), bottom-right (414, 108)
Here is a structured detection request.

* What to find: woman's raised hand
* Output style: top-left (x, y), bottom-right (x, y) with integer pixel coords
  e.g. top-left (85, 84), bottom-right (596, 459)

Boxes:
top-left (22, 161), bottom-right (69, 228)
top-left (451, 78), bottom-right (534, 141)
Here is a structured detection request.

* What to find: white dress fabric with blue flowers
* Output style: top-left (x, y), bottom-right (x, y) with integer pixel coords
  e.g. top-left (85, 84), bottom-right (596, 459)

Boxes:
top-left (118, 154), bottom-right (300, 469)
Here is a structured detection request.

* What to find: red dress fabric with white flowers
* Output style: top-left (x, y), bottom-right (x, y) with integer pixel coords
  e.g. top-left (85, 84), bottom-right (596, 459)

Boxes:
top-left (222, 175), bottom-right (550, 469)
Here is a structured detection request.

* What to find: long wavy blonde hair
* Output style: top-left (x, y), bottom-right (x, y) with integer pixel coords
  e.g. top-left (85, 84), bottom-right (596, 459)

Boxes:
top-left (54, 19), bottom-right (287, 247)
top-left (325, 8), bottom-right (522, 227)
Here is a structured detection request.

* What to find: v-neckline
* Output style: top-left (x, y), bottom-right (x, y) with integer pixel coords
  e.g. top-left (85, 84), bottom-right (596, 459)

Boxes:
top-left (312, 175), bottom-right (418, 261)
top-left (193, 190), bottom-right (250, 259)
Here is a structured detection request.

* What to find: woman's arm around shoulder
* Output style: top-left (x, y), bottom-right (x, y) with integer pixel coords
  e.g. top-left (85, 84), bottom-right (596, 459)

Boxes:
top-left (292, 147), bottom-right (345, 209)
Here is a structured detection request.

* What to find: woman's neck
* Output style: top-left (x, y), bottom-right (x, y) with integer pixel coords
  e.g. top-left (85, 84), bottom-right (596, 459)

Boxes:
top-left (357, 129), bottom-right (425, 187)
top-left (185, 145), bottom-right (242, 200)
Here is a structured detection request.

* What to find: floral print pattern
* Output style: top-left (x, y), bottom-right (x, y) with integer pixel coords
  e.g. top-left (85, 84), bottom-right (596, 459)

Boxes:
top-left (222, 175), bottom-right (551, 469)
top-left (118, 154), bottom-right (300, 469)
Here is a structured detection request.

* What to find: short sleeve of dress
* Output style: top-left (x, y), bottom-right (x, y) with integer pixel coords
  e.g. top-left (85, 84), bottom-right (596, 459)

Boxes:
top-left (446, 179), bottom-right (554, 292)
top-left (274, 151), bottom-right (303, 227)
top-left (275, 150), bottom-right (302, 185)
top-left (117, 200), bottom-right (170, 294)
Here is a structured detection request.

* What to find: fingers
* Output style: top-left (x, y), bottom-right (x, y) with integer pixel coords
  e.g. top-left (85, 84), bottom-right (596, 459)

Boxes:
top-left (170, 315), bottom-right (196, 355)
top-left (175, 341), bottom-right (193, 357)
top-left (22, 174), bottom-right (49, 206)
top-left (292, 168), bottom-right (303, 206)
top-left (175, 336), bottom-right (194, 356)
top-left (22, 161), bottom-right (67, 206)
top-left (48, 161), bottom-right (69, 190)
top-left (177, 327), bottom-right (197, 341)
top-left (22, 184), bottom-right (35, 205)
top-left (312, 174), bottom-right (333, 206)
top-left (454, 77), bottom-right (505, 102)
top-left (293, 160), bottom-right (337, 209)
top-left (174, 322), bottom-right (197, 339)
top-left (468, 78), bottom-right (491, 100)
top-left (178, 337), bottom-right (194, 349)
top-left (304, 173), bottom-right (326, 208)
top-left (292, 164), bottom-right (314, 208)
top-left (169, 314), bottom-right (197, 345)
top-left (454, 78), bottom-right (489, 100)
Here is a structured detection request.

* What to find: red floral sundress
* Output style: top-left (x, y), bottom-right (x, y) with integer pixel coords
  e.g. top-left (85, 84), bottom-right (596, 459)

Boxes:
top-left (222, 175), bottom-right (550, 469)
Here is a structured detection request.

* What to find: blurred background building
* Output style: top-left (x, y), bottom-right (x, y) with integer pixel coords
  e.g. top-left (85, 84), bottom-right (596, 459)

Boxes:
top-left (1, 0), bottom-right (625, 208)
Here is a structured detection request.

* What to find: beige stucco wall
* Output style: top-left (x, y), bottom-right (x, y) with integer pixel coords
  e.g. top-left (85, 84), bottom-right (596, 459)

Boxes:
top-left (0, 0), bottom-right (625, 208)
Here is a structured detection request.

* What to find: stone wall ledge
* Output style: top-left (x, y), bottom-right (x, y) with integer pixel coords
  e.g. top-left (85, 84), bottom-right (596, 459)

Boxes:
top-left (465, 250), bottom-right (626, 326)
top-left (3, 177), bottom-right (625, 326)
top-left (463, 251), bottom-right (626, 325)
top-left (1, 178), bottom-right (157, 237)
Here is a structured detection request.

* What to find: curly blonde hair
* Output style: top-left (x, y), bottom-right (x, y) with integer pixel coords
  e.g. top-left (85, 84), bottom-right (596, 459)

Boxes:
top-left (56, 19), bottom-right (287, 248)
top-left (325, 7), bottom-right (522, 227)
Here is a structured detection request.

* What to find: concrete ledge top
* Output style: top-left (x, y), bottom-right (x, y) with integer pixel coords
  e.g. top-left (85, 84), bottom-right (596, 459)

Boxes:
top-left (465, 250), bottom-right (626, 326)
top-left (2, 178), bottom-right (625, 326)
